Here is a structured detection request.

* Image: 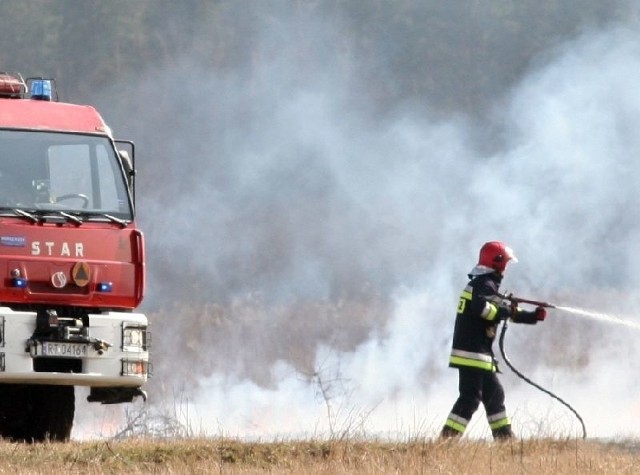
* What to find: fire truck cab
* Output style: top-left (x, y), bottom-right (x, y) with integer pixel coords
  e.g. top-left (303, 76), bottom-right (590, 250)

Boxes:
top-left (0, 73), bottom-right (150, 441)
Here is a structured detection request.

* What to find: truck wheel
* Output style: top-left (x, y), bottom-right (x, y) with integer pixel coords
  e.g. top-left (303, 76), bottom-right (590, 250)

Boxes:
top-left (31, 385), bottom-right (75, 442)
top-left (0, 384), bottom-right (74, 442)
top-left (0, 384), bottom-right (31, 441)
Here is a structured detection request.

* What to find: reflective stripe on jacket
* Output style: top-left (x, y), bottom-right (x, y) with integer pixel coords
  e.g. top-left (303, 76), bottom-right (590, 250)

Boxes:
top-left (449, 349), bottom-right (495, 372)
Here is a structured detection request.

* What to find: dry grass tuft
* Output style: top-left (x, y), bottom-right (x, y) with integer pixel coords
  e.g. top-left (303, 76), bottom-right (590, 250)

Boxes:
top-left (0, 438), bottom-right (637, 474)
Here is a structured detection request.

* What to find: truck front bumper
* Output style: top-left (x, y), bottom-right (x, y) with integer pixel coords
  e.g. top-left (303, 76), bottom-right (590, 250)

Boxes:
top-left (0, 308), bottom-right (150, 389)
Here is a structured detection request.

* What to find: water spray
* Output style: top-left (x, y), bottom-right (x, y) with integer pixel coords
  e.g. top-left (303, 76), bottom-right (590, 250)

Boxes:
top-left (507, 293), bottom-right (640, 330)
top-left (554, 305), bottom-right (640, 330)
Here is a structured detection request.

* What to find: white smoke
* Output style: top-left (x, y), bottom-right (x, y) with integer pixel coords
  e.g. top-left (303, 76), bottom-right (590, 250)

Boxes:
top-left (185, 24), bottom-right (640, 440)
top-left (79, 11), bottom-right (640, 440)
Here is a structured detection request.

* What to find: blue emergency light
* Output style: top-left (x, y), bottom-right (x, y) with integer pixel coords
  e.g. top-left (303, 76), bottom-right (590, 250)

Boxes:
top-left (97, 282), bottom-right (113, 292)
top-left (30, 79), bottom-right (52, 101)
top-left (11, 277), bottom-right (27, 288)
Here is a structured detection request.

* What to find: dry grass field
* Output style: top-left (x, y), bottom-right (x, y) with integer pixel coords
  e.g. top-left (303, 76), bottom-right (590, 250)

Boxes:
top-left (0, 438), bottom-right (637, 474)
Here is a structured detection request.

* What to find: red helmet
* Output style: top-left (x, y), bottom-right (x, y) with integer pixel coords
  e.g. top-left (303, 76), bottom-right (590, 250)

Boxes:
top-left (478, 241), bottom-right (518, 273)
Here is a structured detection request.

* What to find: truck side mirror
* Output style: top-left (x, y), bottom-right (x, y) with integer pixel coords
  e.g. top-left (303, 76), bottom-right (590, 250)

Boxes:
top-left (118, 150), bottom-right (135, 187)
top-left (115, 140), bottom-right (136, 204)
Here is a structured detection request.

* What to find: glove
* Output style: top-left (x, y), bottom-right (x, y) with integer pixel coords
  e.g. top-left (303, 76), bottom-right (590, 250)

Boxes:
top-left (534, 306), bottom-right (547, 321)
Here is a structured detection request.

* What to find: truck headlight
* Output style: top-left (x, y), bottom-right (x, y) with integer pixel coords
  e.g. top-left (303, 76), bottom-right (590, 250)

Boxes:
top-left (122, 324), bottom-right (148, 352)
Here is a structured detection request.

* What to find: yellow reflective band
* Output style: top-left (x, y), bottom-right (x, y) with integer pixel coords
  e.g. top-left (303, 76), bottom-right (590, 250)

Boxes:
top-left (489, 417), bottom-right (511, 430)
top-left (461, 290), bottom-right (472, 300)
top-left (445, 419), bottom-right (466, 433)
top-left (452, 349), bottom-right (493, 362)
top-left (483, 302), bottom-right (499, 321)
top-left (449, 355), bottom-right (495, 372)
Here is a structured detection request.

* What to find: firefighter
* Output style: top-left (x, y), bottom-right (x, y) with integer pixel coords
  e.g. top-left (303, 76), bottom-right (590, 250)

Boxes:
top-left (440, 241), bottom-right (546, 440)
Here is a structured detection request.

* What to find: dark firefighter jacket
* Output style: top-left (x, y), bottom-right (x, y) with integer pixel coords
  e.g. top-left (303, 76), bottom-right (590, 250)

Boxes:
top-left (448, 272), bottom-right (538, 372)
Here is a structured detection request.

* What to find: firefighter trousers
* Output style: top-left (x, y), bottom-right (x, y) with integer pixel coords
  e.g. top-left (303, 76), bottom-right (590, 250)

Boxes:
top-left (442, 367), bottom-right (512, 437)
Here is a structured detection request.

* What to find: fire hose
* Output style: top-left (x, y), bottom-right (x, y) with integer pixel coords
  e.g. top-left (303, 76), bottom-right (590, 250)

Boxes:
top-left (498, 294), bottom-right (587, 439)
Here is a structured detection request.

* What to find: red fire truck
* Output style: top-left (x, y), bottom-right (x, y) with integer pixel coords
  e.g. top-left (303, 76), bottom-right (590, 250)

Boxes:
top-left (0, 73), bottom-right (150, 441)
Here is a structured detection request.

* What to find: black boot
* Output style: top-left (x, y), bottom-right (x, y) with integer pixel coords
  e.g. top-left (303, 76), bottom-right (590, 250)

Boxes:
top-left (440, 425), bottom-right (462, 439)
top-left (492, 425), bottom-right (515, 441)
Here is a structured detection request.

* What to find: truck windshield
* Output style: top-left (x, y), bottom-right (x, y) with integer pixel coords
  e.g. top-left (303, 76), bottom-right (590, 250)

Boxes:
top-left (0, 130), bottom-right (132, 219)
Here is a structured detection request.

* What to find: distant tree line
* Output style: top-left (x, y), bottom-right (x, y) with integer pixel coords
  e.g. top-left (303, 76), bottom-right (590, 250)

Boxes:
top-left (0, 0), bottom-right (630, 116)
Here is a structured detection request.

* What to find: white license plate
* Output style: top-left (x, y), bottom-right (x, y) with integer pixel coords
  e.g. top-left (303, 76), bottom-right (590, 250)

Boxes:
top-left (41, 342), bottom-right (88, 358)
